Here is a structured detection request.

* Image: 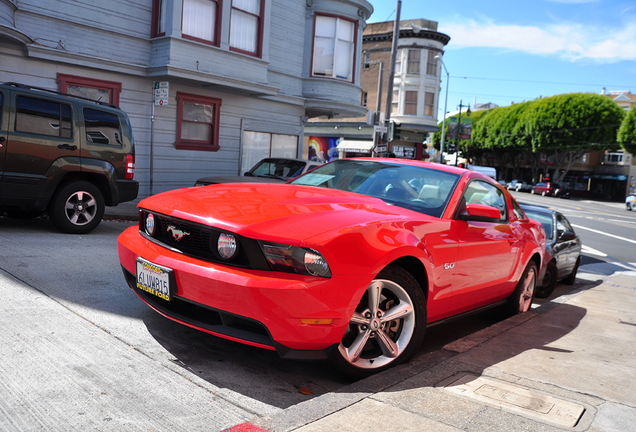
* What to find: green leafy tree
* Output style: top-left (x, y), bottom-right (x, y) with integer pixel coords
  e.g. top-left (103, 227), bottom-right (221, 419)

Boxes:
top-left (618, 104), bottom-right (636, 155)
top-left (523, 93), bottom-right (625, 183)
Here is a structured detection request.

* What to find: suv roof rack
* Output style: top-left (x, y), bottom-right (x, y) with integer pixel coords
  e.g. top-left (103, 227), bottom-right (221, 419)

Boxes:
top-left (3, 82), bottom-right (120, 109)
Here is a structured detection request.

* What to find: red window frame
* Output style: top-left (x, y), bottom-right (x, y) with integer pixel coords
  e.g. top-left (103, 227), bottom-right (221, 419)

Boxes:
top-left (181, 0), bottom-right (222, 47)
top-left (176, 92), bottom-right (222, 152)
top-left (57, 74), bottom-right (122, 106)
top-left (229, 0), bottom-right (265, 58)
top-left (310, 13), bottom-right (358, 83)
top-left (151, 0), bottom-right (166, 38)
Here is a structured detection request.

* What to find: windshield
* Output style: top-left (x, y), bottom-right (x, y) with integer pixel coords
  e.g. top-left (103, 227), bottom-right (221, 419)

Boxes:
top-left (290, 159), bottom-right (460, 218)
top-left (523, 209), bottom-right (554, 240)
top-left (248, 159), bottom-right (306, 180)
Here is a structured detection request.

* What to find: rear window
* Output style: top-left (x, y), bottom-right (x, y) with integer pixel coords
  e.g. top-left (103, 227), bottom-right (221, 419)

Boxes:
top-left (84, 108), bottom-right (122, 145)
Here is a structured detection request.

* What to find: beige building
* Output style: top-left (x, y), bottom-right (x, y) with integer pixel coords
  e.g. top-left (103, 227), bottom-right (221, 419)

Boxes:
top-left (304, 19), bottom-right (450, 161)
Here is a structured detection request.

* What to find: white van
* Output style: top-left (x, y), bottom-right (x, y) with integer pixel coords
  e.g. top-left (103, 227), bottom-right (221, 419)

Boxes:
top-left (466, 165), bottom-right (497, 180)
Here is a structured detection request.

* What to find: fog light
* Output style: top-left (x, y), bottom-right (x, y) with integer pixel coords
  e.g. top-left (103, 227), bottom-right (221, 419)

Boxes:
top-left (217, 233), bottom-right (238, 259)
top-left (145, 213), bottom-right (155, 236)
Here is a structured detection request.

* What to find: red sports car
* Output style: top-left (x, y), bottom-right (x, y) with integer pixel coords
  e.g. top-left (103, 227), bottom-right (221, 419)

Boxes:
top-left (118, 158), bottom-right (545, 376)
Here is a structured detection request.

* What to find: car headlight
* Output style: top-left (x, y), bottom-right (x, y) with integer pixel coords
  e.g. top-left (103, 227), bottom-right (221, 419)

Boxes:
top-left (259, 242), bottom-right (331, 278)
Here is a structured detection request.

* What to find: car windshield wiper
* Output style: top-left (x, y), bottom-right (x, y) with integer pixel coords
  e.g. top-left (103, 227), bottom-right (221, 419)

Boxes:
top-left (260, 174), bottom-right (287, 181)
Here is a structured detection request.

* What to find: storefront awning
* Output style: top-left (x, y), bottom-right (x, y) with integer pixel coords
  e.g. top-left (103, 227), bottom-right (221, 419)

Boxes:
top-left (337, 140), bottom-right (374, 153)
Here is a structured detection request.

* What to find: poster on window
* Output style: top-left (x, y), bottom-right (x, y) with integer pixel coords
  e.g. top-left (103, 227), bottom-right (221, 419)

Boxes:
top-left (308, 137), bottom-right (340, 162)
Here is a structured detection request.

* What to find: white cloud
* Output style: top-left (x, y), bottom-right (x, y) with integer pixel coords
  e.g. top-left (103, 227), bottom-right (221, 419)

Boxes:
top-left (442, 20), bottom-right (636, 62)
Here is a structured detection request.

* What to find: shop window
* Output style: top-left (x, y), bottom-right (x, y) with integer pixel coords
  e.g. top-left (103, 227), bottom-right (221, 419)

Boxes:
top-left (240, 131), bottom-right (298, 174)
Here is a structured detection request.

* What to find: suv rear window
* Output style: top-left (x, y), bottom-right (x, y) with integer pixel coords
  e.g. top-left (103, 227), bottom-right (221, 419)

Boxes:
top-left (16, 95), bottom-right (73, 138)
top-left (84, 108), bottom-right (122, 145)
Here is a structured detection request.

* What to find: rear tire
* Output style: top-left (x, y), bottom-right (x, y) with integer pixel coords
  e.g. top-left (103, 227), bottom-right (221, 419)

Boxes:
top-left (331, 265), bottom-right (427, 379)
top-left (48, 180), bottom-right (105, 234)
top-left (504, 261), bottom-right (537, 316)
top-left (536, 261), bottom-right (557, 298)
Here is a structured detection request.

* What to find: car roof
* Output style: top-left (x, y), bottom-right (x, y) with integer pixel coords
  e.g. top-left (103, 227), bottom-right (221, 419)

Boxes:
top-left (520, 203), bottom-right (556, 216)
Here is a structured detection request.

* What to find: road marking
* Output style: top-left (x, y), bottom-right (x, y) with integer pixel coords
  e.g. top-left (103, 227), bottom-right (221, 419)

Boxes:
top-left (572, 224), bottom-right (636, 245)
top-left (581, 245), bottom-right (607, 257)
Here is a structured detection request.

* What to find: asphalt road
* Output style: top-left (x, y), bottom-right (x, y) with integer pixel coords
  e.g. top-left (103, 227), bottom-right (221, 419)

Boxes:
top-left (511, 191), bottom-right (636, 271)
top-left (0, 195), bottom-right (632, 429)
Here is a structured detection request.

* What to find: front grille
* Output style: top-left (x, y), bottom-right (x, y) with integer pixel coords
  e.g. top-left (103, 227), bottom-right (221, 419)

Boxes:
top-left (123, 267), bottom-right (274, 348)
top-left (140, 210), bottom-right (269, 270)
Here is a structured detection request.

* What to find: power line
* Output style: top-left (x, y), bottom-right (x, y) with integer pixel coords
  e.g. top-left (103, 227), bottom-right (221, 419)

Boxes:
top-left (450, 75), bottom-right (632, 89)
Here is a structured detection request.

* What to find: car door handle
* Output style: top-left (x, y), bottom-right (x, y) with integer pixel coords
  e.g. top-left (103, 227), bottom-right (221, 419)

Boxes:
top-left (58, 144), bottom-right (78, 151)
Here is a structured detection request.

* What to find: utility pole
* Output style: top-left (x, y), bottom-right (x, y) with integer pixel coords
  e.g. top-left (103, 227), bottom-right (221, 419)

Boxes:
top-left (382, 0), bottom-right (401, 157)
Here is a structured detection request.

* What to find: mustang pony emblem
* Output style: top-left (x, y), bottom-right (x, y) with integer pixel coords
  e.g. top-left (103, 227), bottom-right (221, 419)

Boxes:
top-left (167, 225), bottom-right (190, 241)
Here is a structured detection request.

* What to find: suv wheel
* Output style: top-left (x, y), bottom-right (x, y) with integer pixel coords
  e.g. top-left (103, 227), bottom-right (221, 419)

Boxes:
top-left (48, 181), bottom-right (105, 234)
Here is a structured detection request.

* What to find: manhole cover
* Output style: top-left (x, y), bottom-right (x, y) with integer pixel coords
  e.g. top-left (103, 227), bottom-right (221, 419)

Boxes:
top-left (442, 373), bottom-right (585, 428)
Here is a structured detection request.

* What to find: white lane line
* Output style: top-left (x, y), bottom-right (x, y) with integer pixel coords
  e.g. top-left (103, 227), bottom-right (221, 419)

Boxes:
top-left (581, 245), bottom-right (608, 257)
top-left (572, 224), bottom-right (636, 245)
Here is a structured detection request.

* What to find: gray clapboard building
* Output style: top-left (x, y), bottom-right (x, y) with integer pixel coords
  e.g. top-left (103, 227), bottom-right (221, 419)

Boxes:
top-left (0, 0), bottom-right (373, 197)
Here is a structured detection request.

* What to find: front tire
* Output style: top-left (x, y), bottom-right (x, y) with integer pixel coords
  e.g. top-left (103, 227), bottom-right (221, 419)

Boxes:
top-left (504, 261), bottom-right (537, 316)
top-left (48, 180), bottom-right (105, 234)
top-left (536, 261), bottom-right (557, 298)
top-left (331, 265), bottom-right (427, 378)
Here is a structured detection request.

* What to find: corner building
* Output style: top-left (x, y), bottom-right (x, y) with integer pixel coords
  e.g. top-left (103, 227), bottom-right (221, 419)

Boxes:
top-left (0, 0), bottom-right (373, 197)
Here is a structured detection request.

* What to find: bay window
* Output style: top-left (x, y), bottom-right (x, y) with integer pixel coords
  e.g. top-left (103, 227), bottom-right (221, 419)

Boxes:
top-left (404, 90), bottom-right (418, 115)
top-left (426, 51), bottom-right (437, 76)
top-left (312, 14), bottom-right (356, 81)
top-left (424, 92), bottom-right (434, 116)
top-left (407, 49), bottom-right (420, 75)
top-left (230, 0), bottom-right (263, 56)
top-left (182, 0), bottom-right (220, 45)
top-left (151, 0), bottom-right (167, 37)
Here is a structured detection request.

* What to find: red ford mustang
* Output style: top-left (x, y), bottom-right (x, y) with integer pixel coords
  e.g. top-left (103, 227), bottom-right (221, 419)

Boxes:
top-left (118, 158), bottom-right (545, 376)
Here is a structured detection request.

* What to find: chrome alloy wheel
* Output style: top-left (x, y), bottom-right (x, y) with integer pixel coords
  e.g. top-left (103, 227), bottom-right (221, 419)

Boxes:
top-left (518, 265), bottom-right (537, 313)
top-left (64, 190), bottom-right (98, 226)
top-left (338, 279), bottom-right (416, 370)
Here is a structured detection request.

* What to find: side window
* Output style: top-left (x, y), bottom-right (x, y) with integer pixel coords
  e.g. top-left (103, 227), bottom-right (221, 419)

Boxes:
top-left (511, 198), bottom-right (525, 220)
top-left (84, 108), bottom-right (122, 145)
top-left (556, 214), bottom-right (574, 235)
top-left (463, 180), bottom-right (507, 221)
top-left (15, 96), bottom-right (73, 139)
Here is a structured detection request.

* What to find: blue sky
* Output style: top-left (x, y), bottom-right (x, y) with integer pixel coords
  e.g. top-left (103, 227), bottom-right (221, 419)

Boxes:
top-left (367, 0), bottom-right (636, 117)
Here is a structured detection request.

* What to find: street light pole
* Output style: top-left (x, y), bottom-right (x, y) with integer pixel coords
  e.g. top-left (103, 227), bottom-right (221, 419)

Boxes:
top-left (435, 55), bottom-right (449, 164)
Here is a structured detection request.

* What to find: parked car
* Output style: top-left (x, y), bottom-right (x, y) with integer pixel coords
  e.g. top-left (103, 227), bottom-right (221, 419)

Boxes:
top-left (0, 82), bottom-right (138, 233)
top-left (521, 204), bottom-right (581, 298)
top-left (626, 194), bottom-right (636, 211)
top-left (507, 179), bottom-right (531, 192)
top-left (118, 158), bottom-right (545, 377)
top-left (531, 182), bottom-right (561, 197)
top-left (194, 158), bottom-right (322, 186)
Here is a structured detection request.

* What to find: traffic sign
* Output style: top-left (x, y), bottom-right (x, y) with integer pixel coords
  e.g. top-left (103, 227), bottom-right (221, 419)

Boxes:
top-left (374, 125), bottom-right (388, 134)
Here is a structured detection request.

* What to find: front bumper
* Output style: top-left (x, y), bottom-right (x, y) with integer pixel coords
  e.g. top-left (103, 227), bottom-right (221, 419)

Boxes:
top-left (117, 226), bottom-right (371, 359)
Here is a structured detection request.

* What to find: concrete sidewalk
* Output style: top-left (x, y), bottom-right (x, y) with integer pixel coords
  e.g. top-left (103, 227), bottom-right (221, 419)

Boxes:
top-left (225, 269), bottom-right (636, 432)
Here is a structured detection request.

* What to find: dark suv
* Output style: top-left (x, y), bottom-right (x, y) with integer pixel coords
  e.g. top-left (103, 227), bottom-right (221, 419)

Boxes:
top-left (0, 82), bottom-right (138, 233)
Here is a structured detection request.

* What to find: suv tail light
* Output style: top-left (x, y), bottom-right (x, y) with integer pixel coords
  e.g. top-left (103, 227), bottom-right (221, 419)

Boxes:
top-left (125, 154), bottom-right (135, 180)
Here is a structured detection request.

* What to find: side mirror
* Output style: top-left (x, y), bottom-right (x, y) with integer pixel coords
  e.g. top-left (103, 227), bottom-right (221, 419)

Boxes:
top-left (462, 203), bottom-right (502, 222)
top-left (559, 232), bottom-right (576, 242)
